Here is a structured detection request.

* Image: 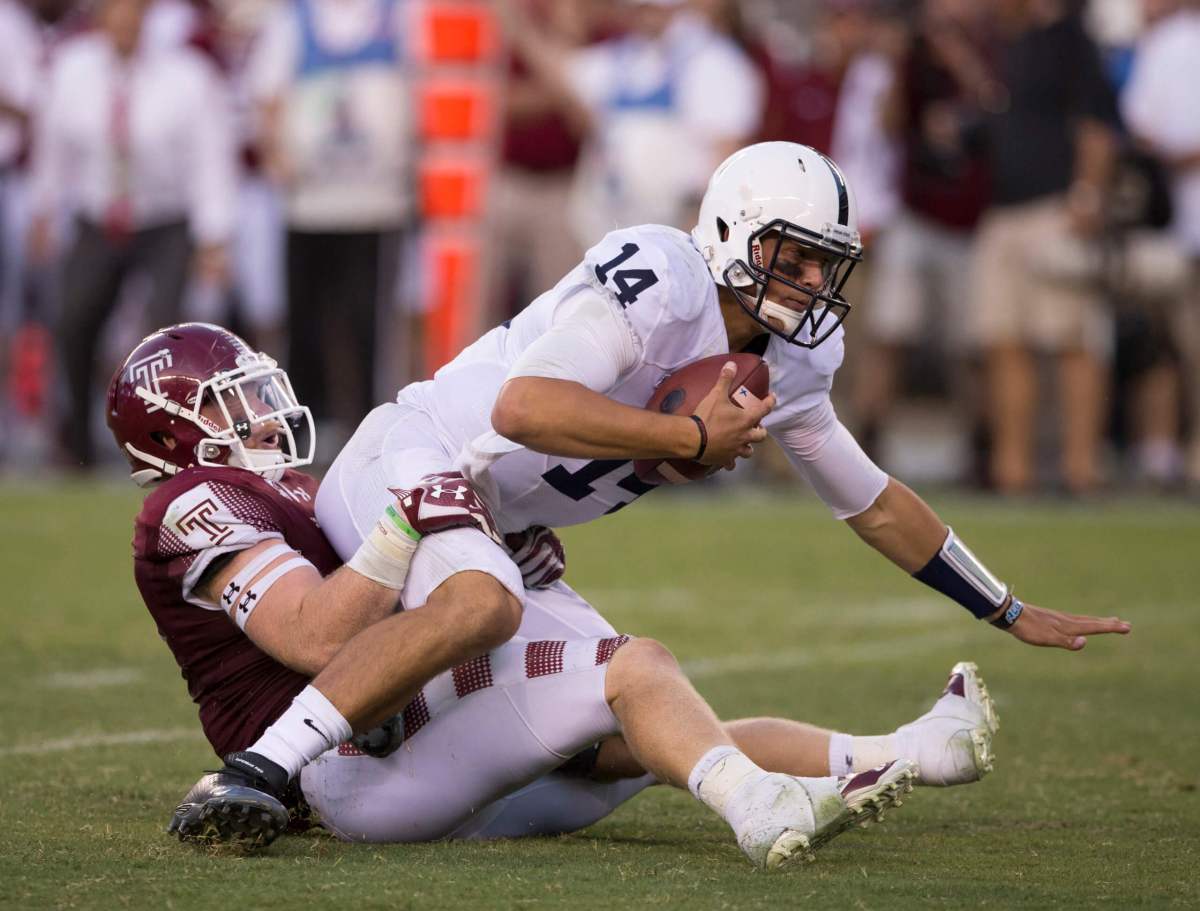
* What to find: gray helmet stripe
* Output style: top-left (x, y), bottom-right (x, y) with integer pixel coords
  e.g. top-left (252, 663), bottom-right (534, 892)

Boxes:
top-left (818, 153), bottom-right (849, 226)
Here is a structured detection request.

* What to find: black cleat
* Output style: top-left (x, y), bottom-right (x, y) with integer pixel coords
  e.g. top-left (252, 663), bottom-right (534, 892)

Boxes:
top-left (166, 751), bottom-right (290, 849)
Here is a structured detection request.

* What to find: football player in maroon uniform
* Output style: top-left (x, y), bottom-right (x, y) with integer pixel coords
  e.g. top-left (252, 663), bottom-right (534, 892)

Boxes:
top-left (110, 322), bottom-right (521, 842)
top-left (109, 322), bottom-right (940, 870)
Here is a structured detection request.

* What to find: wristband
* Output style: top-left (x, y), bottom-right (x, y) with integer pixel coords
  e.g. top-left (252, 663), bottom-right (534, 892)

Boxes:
top-left (346, 505), bottom-right (423, 590)
top-left (913, 527), bottom-right (1009, 620)
top-left (990, 596), bottom-right (1025, 630)
top-left (689, 414), bottom-right (708, 461)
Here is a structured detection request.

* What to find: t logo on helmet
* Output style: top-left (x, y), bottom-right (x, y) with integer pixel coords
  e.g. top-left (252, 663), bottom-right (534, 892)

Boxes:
top-left (127, 348), bottom-right (173, 412)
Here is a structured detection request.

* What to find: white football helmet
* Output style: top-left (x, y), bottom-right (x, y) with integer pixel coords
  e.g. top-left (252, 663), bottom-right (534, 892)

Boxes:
top-left (692, 142), bottom-right (863, 349)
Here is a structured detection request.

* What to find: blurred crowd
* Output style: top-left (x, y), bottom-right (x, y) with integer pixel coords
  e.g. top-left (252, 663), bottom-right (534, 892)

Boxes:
top-left (0, 0), bottom-right (1198, 495)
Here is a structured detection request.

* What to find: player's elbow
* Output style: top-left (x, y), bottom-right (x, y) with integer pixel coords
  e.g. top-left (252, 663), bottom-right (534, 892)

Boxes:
top-left (492, 378), bottom-right (541, 444)
top-left (843, 480), bottom-right (895, 535)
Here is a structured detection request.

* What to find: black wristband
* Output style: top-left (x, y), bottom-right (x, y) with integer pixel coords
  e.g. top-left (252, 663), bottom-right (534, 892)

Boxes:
top-left (990, 596), bottom-right (1025, 630)
top-left (689, 415), bottom-right (708, 461)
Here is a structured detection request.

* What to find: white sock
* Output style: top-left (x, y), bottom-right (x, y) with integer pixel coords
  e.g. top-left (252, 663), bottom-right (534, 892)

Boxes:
top-left (687, 745), bottom-right (766, 821)
top-left (828, 731), bottom-right (897, 776)
top-left (247, 685), bottom-right (353, 780)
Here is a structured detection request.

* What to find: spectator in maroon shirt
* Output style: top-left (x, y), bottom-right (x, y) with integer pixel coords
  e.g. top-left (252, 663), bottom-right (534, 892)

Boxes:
top-left (488, 0), bottom-right (593, 323)
top-left (853, 0), bottom-right (999, 474)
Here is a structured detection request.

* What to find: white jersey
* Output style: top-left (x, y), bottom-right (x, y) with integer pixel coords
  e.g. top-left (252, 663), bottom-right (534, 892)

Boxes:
top-left (392, 224), bottom-right (851, 532)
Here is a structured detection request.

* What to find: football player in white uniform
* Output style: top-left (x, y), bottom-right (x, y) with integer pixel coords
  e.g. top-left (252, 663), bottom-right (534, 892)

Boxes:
top-left (320, 141), bottom-right (1131, 646)
top-left (307, 143), bottom-right (1129, 808)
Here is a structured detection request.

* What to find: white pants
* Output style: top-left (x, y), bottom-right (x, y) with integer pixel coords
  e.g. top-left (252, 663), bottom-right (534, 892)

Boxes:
top-left (300, 633), bottom-right (653, 842)
top-left (312, 406), bottom-right (651, 840)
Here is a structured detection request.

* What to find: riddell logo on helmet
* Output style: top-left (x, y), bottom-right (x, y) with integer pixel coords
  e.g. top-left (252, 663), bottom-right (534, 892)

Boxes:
top-left (750, 242), bottom-right (763, 269)
top-left (128, 348), bottom-right (173, 412)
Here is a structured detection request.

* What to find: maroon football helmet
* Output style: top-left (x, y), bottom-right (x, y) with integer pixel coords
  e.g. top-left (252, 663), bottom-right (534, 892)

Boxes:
top-left (106, 322), bottom-right (315, 485)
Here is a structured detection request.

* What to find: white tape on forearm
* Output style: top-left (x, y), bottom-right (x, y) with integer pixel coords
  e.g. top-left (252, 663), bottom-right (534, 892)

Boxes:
top-left (346, 506), bottom-right (421, 590)
top-left (232, 557), bottom-right (312, 629)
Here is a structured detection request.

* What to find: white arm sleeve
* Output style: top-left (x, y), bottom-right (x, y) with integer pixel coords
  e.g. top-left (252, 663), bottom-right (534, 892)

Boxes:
top-left (506, 289), bottom-right (641, 393)
top-left (772, 399), bottom-right (889, 520)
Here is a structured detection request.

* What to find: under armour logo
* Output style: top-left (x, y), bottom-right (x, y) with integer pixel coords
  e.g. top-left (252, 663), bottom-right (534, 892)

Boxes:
top-left (237, 590), bottom-right (258, 613)
top-left (222, 581), bottom-right (242, 605)
top-left (431, 484), bottom-right (467, 500)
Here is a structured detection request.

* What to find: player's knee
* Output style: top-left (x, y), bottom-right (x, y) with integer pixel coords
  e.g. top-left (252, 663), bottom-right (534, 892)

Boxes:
top-left (622, 637), bottom-right (677, 669)
top-left (470, 586), bottom-right (522, 650)
top-left (427, 571), bottom-right (522, 651)
top-left (606, 637), bottom-right (680, 694)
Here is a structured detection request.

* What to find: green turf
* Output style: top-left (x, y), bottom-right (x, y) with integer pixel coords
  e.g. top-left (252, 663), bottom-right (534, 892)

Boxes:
top-left (1, 481), bottom-right (1197, 909)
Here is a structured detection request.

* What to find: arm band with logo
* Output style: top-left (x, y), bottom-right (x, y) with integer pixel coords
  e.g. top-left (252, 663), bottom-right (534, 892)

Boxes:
top-left (912, 527), bottom-right (1009, 620)
top-left (346, 504), bottom-right (423, 590)
top-left (220, 542), bottom-right (313, 628)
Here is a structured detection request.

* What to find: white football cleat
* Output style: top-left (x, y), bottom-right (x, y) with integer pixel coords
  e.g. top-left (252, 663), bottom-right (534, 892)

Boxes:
top-left (736, 760), bottom-right (918, 870)
top-left (892, 661), bottom-right (998, 787)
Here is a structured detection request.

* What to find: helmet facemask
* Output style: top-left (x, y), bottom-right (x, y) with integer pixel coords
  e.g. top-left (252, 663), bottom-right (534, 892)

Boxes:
top-left (133, 352), bottom-right (315, 482)
top-left (722, 219), bottom-right (861, 349)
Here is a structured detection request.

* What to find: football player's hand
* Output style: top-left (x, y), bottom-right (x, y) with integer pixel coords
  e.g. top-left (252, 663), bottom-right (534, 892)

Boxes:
top-left (1004, 601), bottom-right (1131, 650)
top-left (504, 526), bottom-right (565, 589)
top-left (388, 472), bottom-right (504, 547)
top-left (693, 361), bottom-right (775, 467)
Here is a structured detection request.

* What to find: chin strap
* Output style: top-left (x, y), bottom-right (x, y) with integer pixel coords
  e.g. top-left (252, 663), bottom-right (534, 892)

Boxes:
top-left (228, 445), bottom-right (287, 481)
top-left (124, 443), bottom-right (179, 486)
top-left (759, 299), bottom-right (803, 336)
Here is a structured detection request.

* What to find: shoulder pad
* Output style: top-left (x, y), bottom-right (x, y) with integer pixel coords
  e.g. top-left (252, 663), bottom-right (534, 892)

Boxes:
top-left (583, 226), bottom-right (721, 369)
top-left (763, 327), bottom-right (846, 426)
top-left (138, 468), bottom-right (289, 607)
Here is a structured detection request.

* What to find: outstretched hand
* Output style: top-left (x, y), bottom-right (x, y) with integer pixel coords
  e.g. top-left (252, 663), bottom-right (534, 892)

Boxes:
top-left (1005, 601), bottom-right (1131, 650)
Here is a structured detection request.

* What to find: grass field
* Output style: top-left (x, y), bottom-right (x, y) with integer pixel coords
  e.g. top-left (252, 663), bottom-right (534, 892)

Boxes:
top-left (1, 481), bottom-right (1197, 909)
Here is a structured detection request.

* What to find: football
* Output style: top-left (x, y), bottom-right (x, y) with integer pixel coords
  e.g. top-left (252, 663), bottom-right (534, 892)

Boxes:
top-left (633, 352), bottom-right (770, 485)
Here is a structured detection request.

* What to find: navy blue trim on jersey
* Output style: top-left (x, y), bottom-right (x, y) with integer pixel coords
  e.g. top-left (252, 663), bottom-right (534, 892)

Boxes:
top-left (914, 551), bottom-right (1001, 620)
top-left (818, 154), bottom-right (850, 227)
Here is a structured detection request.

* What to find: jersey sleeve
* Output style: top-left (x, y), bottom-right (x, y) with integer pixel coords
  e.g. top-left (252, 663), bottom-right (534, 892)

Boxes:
top-left (581, 226), bottom-right (723, 371)
top-left (505, 288), bottom-right (641, 392)
top-left (151, 478), bottom-right (288, 610)
top-left (769, 398), bottom-right (888, 520)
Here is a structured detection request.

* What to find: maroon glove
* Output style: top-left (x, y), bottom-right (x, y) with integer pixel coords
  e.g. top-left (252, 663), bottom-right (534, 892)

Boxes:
top-left (504, 525), bottom-right (566, 589)
top-left (389, 472), bottom-right (503, 547)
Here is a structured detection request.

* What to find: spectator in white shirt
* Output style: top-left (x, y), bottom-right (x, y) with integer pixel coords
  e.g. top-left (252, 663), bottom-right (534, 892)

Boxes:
top-left (247, 0), bottom-right (415, 453)
top-left (1121, 0), bottom-right (1200, 486)
top-left (27, 0), bottom-right (238, 467)
top-left (503, 0), bottom-right (763, 247)
top-left (0, 0), bottom-right (39, 328)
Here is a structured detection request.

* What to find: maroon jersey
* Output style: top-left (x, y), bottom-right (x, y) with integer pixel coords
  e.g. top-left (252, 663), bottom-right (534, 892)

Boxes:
top-left (132, 466), bottom-right (342, 757)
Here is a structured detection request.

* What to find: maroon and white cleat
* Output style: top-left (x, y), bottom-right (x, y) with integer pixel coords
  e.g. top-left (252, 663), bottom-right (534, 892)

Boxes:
top-left (891, 661), bottom-right (998, 787)
top-left (737, 759), bottom-right (918, 870)
top-left (803, 759), bottom-right (919, 854)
